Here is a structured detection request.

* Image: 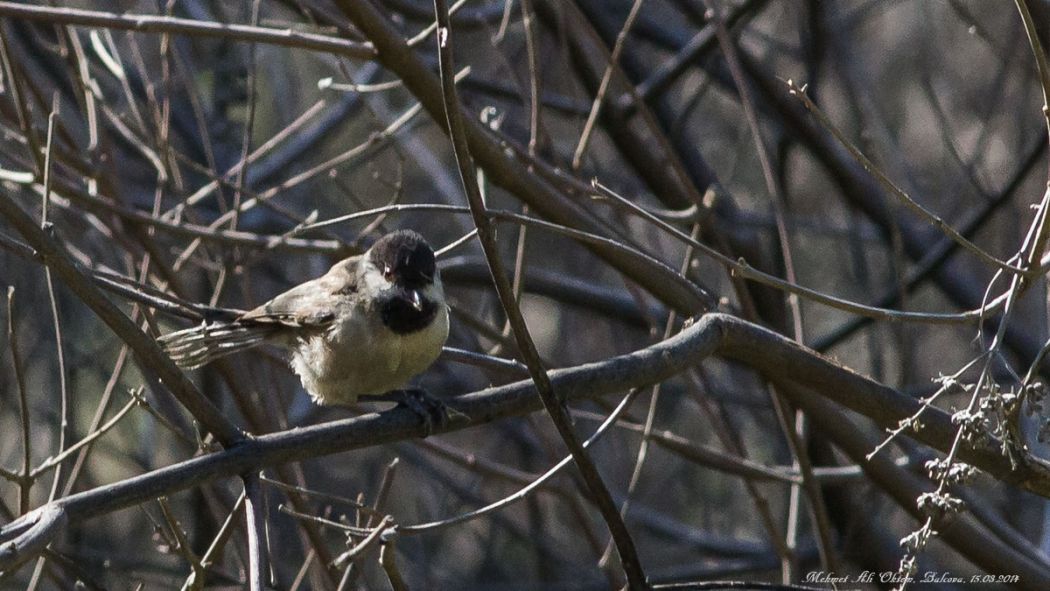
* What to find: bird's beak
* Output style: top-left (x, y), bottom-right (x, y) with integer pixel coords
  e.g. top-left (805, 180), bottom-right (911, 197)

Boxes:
top-left (410, 289), bottom-right (424, 311)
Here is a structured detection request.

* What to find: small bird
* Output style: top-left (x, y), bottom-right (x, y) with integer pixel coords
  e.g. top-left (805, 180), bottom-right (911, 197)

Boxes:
top-left (159, 230), bottom-right (450, 407)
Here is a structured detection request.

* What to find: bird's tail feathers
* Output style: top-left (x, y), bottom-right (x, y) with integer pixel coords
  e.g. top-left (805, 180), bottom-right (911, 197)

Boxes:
top-left (159, 321), bottom-right (278, 369)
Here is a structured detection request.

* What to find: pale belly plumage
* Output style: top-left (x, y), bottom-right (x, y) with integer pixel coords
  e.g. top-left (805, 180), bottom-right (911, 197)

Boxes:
top-left (290, 302), bottom-right (449, 405)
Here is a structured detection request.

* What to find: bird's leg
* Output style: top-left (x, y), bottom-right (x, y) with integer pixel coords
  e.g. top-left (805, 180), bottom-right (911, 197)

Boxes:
top-left (361, 388), bottom-right (464, 436)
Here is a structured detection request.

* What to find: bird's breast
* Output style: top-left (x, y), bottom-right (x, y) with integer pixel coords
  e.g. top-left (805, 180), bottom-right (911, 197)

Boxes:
top-left (292, 302), bottom-right (448, 405)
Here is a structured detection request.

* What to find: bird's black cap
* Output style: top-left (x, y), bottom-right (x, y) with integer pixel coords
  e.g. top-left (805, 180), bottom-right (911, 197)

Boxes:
top-left (369, 230), bottom-right (437, 289)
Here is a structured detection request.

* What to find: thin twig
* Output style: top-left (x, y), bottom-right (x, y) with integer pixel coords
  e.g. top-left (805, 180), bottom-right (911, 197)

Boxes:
top-left (785, 80), bottom-right (1025, 276)
top-left (378, 540), bottom-right (408, 591)
top-left (332, 516), bottom-right (392, 568)
top-left (181, 492), bottom-right (246, 591)
top-left (243, 473), bottom-right (268, 591)
top-left (31, 392), bottom-right (139, 479)
top-left (1014, 0), bottom-right (1050, 142)
top-left (6, 287), bottom-right (32, 514)
top-left (0, 190), bottom-right (245, 446)
top-left (159, 498), bottom-right (207, 584)
top-left (40, 94), bottom-right (70, 511)
top-left (571, 0), bottom-right (645, 169)
top-left (0, 2), bottom-right (375, 59)
top-left (704, 6), bottom-right (836, 575)
top-left (429, 1), bottom-right (647, 586)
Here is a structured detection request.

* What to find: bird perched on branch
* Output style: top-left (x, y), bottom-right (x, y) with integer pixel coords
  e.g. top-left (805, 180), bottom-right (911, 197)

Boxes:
top-left (159, 230), bottom-right (450, 411)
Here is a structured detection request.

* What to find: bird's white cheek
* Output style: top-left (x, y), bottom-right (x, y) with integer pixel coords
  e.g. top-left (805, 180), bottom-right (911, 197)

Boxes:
top-left (360, 261), bottom-right (393, 295)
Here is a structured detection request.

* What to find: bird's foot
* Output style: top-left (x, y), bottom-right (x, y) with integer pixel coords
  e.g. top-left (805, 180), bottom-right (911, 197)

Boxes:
top-left (365, 389), bottom-right (464, 436)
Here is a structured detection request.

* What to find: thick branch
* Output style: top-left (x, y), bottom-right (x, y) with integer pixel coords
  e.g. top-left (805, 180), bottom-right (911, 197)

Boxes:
top-left (4, 313), bottom-right (1049, 572)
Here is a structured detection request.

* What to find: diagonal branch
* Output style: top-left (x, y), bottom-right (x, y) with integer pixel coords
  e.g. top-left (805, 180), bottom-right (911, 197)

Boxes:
top-left (428, 0), bottom-right (646, 586)
top-left (0, 189), bottom-right (245, 446)
top-left (4, 314), bottom-right (1050, 577)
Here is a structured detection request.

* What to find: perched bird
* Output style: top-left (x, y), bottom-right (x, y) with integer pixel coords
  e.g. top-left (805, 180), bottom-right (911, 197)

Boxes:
top-left (159, 230), bottom-right (449, 407)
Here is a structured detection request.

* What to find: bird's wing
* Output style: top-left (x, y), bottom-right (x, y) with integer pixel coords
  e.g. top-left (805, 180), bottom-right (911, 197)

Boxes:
top-left (240, 256), bottom-right (360, 328)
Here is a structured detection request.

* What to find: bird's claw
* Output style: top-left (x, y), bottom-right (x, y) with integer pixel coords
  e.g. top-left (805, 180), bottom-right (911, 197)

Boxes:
top-left (373, 389), bottom-right (465, 437)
